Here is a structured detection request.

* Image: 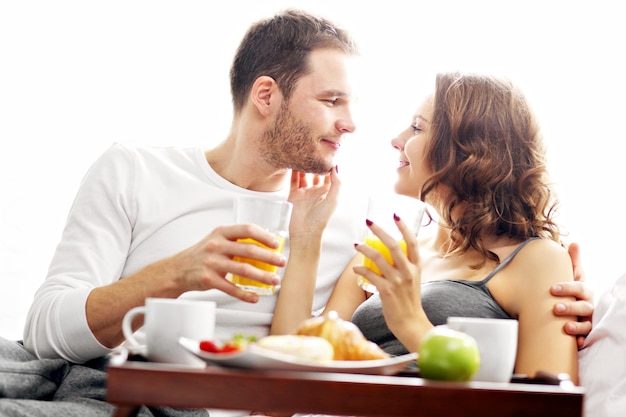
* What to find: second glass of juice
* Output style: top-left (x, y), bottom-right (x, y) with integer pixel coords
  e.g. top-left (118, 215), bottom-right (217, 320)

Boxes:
top-left (230, 196), bottom-right (293, 295)
top-left (358, 194), bottom-right (426, 293)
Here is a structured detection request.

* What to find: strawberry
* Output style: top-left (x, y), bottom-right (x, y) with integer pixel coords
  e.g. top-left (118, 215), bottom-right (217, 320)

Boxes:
top-left (199, 334), bottom-right (258, 354)
top-left (219, 343), bottom-right (241, 353)
top-left (199, 340), bottom-right (220, 353)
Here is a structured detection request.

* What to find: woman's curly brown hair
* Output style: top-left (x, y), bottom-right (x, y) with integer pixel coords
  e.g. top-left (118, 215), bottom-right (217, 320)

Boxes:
top-left (421, 72), bottom-right (561, 267)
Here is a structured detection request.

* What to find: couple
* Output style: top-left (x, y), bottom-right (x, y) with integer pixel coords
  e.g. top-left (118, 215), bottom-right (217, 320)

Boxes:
top-left (3, 8), bottom-right (590, 417)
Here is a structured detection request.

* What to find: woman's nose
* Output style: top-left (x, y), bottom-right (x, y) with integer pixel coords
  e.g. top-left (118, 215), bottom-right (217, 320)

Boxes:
top-left (391, 134), bottom-right (405, 151)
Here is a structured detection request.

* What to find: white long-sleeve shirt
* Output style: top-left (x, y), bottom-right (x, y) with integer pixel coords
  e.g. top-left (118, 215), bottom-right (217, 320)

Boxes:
top-left (23, 143), bottom-right (364, 363)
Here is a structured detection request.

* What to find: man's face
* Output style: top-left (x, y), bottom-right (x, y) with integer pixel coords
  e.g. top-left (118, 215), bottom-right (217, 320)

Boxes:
top-left (257, 49), bottom-right (356, 174)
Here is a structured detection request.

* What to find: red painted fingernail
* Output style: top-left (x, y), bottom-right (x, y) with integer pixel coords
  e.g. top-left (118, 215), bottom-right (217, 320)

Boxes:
top-left (335, 165), bottom-right (339, 173)
top-left (354, 243), bottom-right (359, 248)
top-left (366, 219), bottom-right (373, 226)
top-left (393, 213), bottom-right (400, 221)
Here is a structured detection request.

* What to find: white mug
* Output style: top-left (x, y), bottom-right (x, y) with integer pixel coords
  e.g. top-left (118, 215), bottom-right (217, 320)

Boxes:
top-left (446, 317), bottom-right (518, 383)
top-left (122, 297), bottom-right (216, 367)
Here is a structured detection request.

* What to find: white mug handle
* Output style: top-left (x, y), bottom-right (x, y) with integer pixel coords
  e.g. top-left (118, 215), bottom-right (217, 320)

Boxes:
top-left (122, 306), bottom-right (146, 348)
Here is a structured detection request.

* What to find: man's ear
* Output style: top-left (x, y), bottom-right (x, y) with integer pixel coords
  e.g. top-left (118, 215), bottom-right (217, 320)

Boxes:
top-left (250, 76), bottom-right (280, 116)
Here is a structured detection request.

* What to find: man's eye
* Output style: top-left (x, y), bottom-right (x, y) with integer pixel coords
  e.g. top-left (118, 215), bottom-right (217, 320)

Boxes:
top-left (326, 98), bottom-right (339, 106)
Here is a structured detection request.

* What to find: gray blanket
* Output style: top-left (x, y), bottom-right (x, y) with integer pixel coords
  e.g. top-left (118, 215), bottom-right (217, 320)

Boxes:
top-left (0, 337), bottom-right (208, 417)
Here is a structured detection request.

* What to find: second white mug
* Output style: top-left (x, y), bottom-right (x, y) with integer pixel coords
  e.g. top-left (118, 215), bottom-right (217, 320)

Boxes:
top-left (446, 317), bottom-right (518, 383)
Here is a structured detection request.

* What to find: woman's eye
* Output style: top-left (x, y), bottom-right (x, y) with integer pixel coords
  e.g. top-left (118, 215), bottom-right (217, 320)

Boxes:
top-left (411, 124), bottom-right (422, 133)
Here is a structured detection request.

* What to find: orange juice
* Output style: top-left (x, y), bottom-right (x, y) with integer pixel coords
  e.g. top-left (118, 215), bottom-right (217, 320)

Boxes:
top-left (230, 236), bottom-right (285, 295)
top-left (358, 236), bottom-right (407, 292)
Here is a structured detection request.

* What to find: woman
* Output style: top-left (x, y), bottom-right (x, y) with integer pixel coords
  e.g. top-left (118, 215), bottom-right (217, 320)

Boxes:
top-left (274, 72), bottom-right (578, 382)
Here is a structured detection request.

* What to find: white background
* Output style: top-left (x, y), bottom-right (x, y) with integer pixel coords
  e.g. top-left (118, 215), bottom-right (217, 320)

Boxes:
top-left (1, 0), bottom-right (624, 340)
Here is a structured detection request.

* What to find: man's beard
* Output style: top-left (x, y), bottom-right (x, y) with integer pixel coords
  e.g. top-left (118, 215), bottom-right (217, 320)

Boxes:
top-left (257, 105), bottom-right (333, 174)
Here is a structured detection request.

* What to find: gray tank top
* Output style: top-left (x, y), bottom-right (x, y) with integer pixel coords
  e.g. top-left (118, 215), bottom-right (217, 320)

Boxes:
top-left (351, 238), bottom-right (538, 356)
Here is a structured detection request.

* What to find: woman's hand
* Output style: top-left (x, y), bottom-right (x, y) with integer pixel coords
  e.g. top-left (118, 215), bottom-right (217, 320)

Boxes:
top-left (287, 168), bottom-right (340, 244)
top-left (352, 214), bottom-right (432, 351)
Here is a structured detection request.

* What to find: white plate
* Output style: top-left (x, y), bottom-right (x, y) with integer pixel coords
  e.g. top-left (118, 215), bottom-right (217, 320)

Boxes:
top-left (178, 337), bottom-right (417, 375)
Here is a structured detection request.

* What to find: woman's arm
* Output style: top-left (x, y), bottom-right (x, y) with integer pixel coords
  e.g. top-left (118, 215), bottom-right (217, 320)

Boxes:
top-left (323, 255), bottom-right (369, 320)
top-left (271, 232), bottom-right (325, 334)
top-left (271, 170), bottom-right (341, 334)
top-left (508, 240), bottom-right (579, 383)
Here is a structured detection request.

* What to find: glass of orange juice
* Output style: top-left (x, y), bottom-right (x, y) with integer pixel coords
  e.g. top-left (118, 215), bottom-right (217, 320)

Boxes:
top-left (230, 196), bottom-right (293, 295)
top-left (358, 194), bottom-right (426, 293)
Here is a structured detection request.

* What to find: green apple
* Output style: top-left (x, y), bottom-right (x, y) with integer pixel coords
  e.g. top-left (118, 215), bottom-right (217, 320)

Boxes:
top-left (418, 326), bottom-right (480, 382)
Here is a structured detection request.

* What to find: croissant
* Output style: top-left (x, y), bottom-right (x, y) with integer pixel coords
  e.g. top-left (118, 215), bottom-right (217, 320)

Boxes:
top-left (294, 311), bottom-right (389, 361)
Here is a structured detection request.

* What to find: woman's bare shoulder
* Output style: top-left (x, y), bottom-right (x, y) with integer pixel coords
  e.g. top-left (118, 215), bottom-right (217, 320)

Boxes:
top-left (510, 238), bottom-right (573, 282)
top-left (497, 239), bottom-right (573, 314)
top-left (517, 238), bottom-right (568, 260)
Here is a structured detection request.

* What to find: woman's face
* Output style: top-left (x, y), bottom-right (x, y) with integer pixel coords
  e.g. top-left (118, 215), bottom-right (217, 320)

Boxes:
top-left (391, 94), bottom-right (434, 198)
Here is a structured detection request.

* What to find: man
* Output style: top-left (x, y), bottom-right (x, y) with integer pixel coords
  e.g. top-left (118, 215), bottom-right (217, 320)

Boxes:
top-left (22, 9), bottom-right (359, 363)
top-left (2, 10), bottom-right (361, 416)
top-left (1, 8), bottom-right (591, 417)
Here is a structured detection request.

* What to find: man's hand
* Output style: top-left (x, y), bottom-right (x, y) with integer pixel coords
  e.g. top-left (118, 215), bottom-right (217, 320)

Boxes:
top-left (551, 242), bottom-right (594, 348)
top-left (173, 223), bottom-right (287, 302)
